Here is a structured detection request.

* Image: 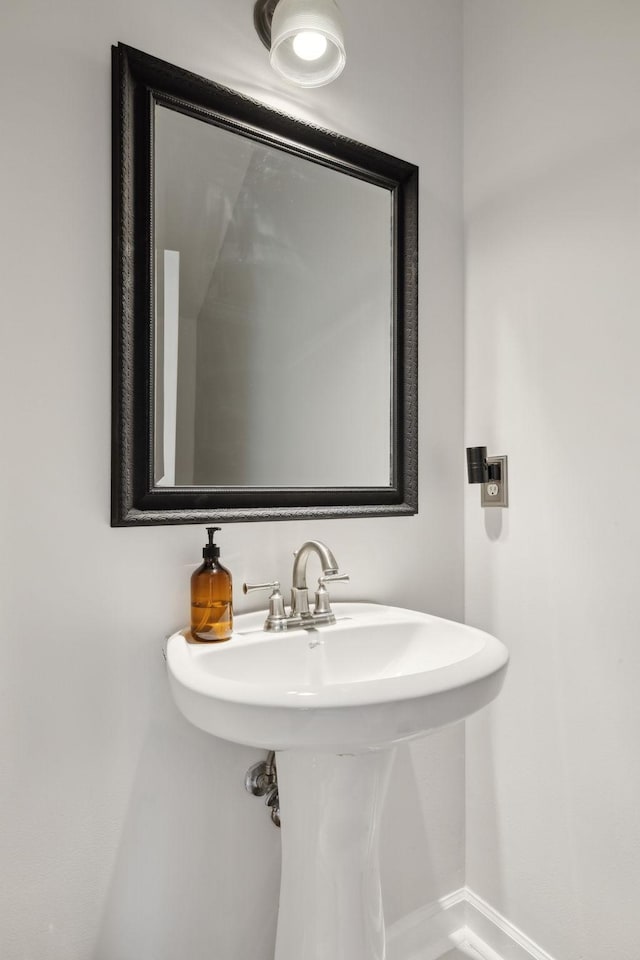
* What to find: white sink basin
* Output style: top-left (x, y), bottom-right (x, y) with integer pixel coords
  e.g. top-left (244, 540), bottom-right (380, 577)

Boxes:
top-left (166, 602), bottom-right (508, 752)
top-left (166, 600), bottom-right (508, 960)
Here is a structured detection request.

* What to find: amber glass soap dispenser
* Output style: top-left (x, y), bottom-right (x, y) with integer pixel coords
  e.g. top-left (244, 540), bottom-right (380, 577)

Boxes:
top-left (190, 527), bottom-right (233, 643)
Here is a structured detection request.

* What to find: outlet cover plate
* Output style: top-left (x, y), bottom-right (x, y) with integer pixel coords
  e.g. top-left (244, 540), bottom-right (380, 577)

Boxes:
top-left (481, 456), bottom-right (508, 508)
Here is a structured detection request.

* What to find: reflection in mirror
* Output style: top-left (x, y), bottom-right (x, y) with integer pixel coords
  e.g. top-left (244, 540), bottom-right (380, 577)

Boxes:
top-left (111, 43), bottom-right (418, 525)
top-left (154, 105), bottom-right (392, 489)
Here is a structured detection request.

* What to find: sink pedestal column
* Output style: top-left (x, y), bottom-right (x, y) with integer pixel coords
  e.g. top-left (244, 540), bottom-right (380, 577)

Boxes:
top-left (274, 748), bottom-right (395, 960)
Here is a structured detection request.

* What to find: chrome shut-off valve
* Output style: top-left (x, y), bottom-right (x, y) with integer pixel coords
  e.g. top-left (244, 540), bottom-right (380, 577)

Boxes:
top-left (245, 753), bottom-right (280, 828)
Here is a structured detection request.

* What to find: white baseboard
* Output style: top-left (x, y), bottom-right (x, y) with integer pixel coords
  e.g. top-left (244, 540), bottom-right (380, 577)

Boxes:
top-left (463, 889), bottom-right (557, 960)
top-left (386, 887), bottom-right (557, 960)
top-left (386, 888), bottom-right (467, 960)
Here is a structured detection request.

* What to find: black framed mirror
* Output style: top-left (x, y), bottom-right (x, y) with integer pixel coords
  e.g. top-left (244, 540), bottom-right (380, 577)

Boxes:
top-left (112, 43), bottom-right (418, 526)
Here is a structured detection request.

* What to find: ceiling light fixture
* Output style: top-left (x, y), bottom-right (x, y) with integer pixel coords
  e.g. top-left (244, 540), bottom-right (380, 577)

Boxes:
top-left (254, 0), bottom-right (346, 88)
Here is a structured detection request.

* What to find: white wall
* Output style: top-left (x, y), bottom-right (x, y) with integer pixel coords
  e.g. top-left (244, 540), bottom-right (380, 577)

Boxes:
top-left (0, 1), bottom-right (464, 958)
top-left (464, 2), bottom-right (640, 956)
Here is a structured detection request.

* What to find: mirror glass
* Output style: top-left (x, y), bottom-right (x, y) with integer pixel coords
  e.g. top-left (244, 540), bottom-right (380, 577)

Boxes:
top-left (154, 105), bottom-right (392, 489)
top-left (111, 44), bottom-right (417, 525)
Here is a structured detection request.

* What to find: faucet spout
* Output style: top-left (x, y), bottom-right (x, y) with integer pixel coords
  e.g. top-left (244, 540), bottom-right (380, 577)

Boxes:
top-left (290, 540), bottom-right (339, 620)
top-left (292, 540), bottom-right (339, 590)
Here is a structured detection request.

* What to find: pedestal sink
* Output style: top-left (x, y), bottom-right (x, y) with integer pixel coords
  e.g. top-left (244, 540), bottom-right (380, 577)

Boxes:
top-left (166, 602), bottom-right (508, 960)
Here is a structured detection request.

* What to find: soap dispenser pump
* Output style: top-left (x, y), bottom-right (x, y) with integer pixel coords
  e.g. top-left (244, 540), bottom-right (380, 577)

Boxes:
top-left (190, 527), bottom-right (233, 643)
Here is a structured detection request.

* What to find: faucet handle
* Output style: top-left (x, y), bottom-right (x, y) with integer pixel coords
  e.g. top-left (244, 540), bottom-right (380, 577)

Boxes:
top-left (243, 580), bottom-right (281, 594)
top-left (318, 573), bottom-right (350, 585)
top-left (243, 580), bottom-right (287, 628)
top-left (314, 573), bottom-right (349, 617)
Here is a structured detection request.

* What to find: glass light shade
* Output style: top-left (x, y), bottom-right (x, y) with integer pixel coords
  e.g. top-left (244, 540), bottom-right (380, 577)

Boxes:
top-left (270, 0), bottom-right (346, 88)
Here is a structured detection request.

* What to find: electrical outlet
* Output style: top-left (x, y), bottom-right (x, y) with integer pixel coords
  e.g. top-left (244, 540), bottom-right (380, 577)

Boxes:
top-left (481, 455), bottom-right (508, 508)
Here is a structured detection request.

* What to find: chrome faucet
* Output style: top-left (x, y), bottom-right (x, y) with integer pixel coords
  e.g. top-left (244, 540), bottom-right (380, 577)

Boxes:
top-left (243, 540), bottom-right (349, 631)
top-left (291, 539), bottom-right (338, 618)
